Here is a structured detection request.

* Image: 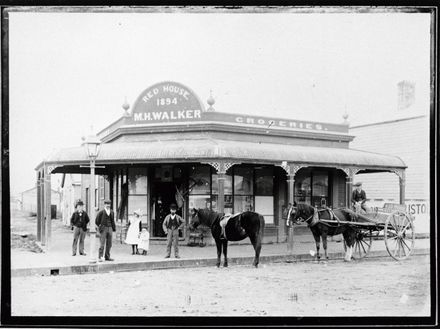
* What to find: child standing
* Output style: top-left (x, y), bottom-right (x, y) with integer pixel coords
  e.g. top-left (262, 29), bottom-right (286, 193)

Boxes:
top-left (138, 227), bottom-right (150, 255)
top-left (125, 209), bottom-right (142, 255)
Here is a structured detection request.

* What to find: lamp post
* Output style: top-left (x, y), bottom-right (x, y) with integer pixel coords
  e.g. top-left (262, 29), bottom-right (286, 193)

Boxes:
top-left (82, 135), bottom-right (101, 263)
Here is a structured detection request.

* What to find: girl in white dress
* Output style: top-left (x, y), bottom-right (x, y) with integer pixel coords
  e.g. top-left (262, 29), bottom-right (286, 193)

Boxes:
top-left (125, 209), bottom-right (142, 255)
top-left (138, 227), bottom-right (150, 255)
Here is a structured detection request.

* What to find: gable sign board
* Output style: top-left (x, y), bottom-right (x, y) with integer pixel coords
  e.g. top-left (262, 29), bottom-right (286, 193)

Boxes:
top-left (129, 81), bottom-right (348, 134)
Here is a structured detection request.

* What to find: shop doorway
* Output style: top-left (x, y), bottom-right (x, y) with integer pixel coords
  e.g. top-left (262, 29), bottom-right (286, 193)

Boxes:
top-left (151, 182), bottom-right (183, 238)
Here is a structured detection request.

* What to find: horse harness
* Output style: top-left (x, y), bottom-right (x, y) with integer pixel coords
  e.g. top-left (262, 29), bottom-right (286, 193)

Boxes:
top-left (295, 207), bottom-right (343, 228)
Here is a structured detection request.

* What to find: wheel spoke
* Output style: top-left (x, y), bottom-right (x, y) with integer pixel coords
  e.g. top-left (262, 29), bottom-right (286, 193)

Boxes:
top-left (360, 241), bottom-right (367, 254)
top-left (360, 239), bottom-right (371, 249)
top-left (400, 221), bottom-right (411, 233)
top-left (390, 215), bottom-right (400, 232)
top-left (392, 239), bottom-right (400, 257)
top-left (401, 238), bottom-right (412, 253)
top-left (401, 240), bottom-right (408, 257)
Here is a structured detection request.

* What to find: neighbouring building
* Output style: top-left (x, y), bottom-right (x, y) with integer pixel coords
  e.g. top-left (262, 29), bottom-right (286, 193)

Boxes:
top-left (350, 115), bottom-right (430, 233)
top-left (350, 80), bottom-right (430, 233)
top-left (60, 174), bottom-right (82, 225)
top-left (21, 186), bottom-right (61, 218)
top-left (34, 81), bottom-right (407, 247)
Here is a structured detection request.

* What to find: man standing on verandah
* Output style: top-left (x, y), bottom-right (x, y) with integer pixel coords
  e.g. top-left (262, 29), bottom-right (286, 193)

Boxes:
top-left (162, 203), bottom-right (184, 259)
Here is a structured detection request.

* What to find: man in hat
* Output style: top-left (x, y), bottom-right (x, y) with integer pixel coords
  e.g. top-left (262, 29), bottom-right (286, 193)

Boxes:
top-left (70, 200), bottom-right (90, 256)
top-left (352, 182), bottom-right (367, 213)
top-left (162, 203), bottom-right (184, 258)
top-left (95, 199), bottom-right (116, 261)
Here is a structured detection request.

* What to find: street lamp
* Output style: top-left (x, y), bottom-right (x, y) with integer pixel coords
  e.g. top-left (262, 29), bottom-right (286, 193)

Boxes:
top-left (82, 134), bottom-right (101, 263)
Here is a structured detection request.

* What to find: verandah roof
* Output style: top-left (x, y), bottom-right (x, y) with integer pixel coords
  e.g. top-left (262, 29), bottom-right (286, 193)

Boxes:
top-left (36, 138), bottom-right (406, 171)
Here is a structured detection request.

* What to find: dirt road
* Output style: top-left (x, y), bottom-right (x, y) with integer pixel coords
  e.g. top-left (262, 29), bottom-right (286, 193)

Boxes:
top-left (11, 254), bottom-right (430, 317)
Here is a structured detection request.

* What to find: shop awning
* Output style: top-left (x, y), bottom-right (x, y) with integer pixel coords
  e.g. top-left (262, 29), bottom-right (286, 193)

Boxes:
top-left (36, 138), bottom-right (406, 172)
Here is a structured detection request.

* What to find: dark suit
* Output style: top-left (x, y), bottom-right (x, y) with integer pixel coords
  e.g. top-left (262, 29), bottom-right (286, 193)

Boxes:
top-left (70, 210), bottom-right (90, 255)
top-left (352, 189), bottom-right (367, 212)
top-left (162, 214), bottom-right (184, 257)
top-left (95, 208), bottom-right (116, 260)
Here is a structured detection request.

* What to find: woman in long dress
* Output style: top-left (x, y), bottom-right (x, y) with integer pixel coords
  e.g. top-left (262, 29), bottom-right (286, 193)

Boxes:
top-left (125, 209), bottom-right (142, 255)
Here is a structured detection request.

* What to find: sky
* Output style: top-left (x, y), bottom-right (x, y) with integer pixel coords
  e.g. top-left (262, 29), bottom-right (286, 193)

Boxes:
top-left (7, 8), bottom-right (431, 195)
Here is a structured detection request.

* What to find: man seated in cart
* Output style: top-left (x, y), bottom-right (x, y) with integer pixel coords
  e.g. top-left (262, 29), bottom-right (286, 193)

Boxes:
top-left (352, 182), bottom-right (368, 214)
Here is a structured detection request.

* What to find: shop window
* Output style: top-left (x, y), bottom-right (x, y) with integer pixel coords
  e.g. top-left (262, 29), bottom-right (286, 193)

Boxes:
top-left (128, 168), bottom-right (148, 194)
top-left (189, 166), bottom-right (211, 195)
top-left (294, 170), bottom-right (312, 204)
top-left (189, 195), bottom-right (211, 210)
top-left (128, 168), bottom-right (148, 222)
top-left (212, 195), bottom-right (233, 214)
top-left (234, 167), bottom-right (253, 195)
top-left (128, 195), bottom-right (148, 220)
top-left (255, 196), bottom-right (274, 224)
top-left (212, 173), bottom-right (233, 194)
top-left (312, 171), bottom-right (329, 208)
top-left (255, 167), bottom-right (274, 224)
top-left (294, 169), bottom-right (329, 208)
top-left (255, 167), bottom-right (273, 196)
top-left (234, 167), bottom-right (254, 213)
top-left (212, 172), bottom-right (233, 213)
top-left (234, 195), bottom-right (254, 212)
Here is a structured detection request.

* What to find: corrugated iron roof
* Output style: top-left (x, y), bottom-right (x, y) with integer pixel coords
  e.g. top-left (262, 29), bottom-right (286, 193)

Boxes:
top-left (37, 138), bottom-right (406, 170)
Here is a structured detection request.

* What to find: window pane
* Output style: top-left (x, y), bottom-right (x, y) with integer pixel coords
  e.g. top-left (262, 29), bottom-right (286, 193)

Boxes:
top-left (212, 174), bottom-right (233, 194)
top-left (234, 167), bottom-right (253, 195)
top-left (312, 171), bottom-right (329, 208)
top-left (189, 195), bottom-right (211, 209)
top-left (211, 195), bottom-right (233, 214)
top-left (255, 167), bottom-right (273, 196)
top-left (234, 195), bottom-right (254, 212)
top-left (189, 166), bottom-right (211, 195)
top-left (128, 168), bottom-right (148, 194)
top-left (263, 216), bottom-right (274, 224)
top-left (128, 195), bottom-right (148, 222)
top-left (294, 170), bottom-right (311, 204)
top-left (254, 196), bottom-right (273, 216)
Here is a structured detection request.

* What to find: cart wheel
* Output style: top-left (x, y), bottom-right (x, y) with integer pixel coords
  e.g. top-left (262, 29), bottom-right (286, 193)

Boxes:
top-left (384, 211), bottom-right (415, 261)
top-left (343, 229), bottom-right (373, 259)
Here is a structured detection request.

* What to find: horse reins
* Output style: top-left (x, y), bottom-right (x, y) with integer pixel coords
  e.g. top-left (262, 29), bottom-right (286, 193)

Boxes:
top-left (292, 206), bottom-right (343, 228)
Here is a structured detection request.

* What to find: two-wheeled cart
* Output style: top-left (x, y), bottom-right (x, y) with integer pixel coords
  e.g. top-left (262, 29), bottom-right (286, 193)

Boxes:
top-left (319, 203), bottom-right (415, 261)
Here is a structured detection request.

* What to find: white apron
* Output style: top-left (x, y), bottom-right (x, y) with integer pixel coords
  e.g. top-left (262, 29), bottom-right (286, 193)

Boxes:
top-left (125, 217), bottom-right (141, 245)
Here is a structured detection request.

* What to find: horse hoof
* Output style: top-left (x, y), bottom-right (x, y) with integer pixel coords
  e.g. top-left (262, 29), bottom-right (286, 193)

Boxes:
top-left (254, 264), bottom-right (258, 268)
top-left (223, 263), bottom-right (228, 268)
top-left (216, 263), bottom-right (220, 268)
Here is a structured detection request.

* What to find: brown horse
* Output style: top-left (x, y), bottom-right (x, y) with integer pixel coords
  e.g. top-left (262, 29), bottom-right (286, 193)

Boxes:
top-left (288, 203), bottom-right (357, 261)
top-left (189, 208), bottom-right (265, 268)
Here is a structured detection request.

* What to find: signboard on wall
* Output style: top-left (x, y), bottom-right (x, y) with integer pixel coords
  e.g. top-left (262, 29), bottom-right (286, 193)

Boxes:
top-left (127, 81), bottom-right (348, 134)
top-left (131, 81), bottom-right (205, 123)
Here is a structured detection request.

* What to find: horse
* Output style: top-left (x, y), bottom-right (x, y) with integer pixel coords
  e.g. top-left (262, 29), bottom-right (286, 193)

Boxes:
top-left (287, 203), bottom-right (357, 262)
top-left (189, 208), bottom-right (265, 268)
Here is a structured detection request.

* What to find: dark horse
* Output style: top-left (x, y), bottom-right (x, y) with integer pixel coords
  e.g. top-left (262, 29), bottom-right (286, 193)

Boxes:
top-left (189, 208), bottom-right (265, 268)
top-left (288, 203), bottom-right (357, 261)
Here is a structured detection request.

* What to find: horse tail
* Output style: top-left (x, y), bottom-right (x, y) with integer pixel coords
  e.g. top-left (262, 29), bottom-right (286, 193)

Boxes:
top-left (259, 214), bottom-right (265, 238)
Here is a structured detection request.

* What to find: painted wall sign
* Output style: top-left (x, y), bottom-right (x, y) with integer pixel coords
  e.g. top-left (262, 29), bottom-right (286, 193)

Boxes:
top-left (125, 81), bottom-right (348, 134)
top-left (131, 81), bottom-right (205, 123)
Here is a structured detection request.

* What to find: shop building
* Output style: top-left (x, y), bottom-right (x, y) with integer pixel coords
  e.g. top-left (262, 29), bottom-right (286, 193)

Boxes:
top-left (35, 81), bottom-right (406, 248)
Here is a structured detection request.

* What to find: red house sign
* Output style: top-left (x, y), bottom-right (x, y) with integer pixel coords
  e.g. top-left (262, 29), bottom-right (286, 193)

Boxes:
top-left (131, 81), bottom-right (205, 123)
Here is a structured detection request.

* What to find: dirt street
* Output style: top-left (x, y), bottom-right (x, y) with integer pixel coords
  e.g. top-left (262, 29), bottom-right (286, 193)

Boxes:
top-left (11, 255), bottom-right (430, 317)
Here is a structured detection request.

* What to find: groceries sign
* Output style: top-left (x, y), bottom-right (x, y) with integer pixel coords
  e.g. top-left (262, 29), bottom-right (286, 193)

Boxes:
top-left (130, 81), bottom-right (347, 133)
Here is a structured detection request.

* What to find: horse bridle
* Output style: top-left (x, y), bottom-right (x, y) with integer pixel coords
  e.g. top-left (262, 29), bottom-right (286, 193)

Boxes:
top-left (287, 205), bottom-right (314, 225)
